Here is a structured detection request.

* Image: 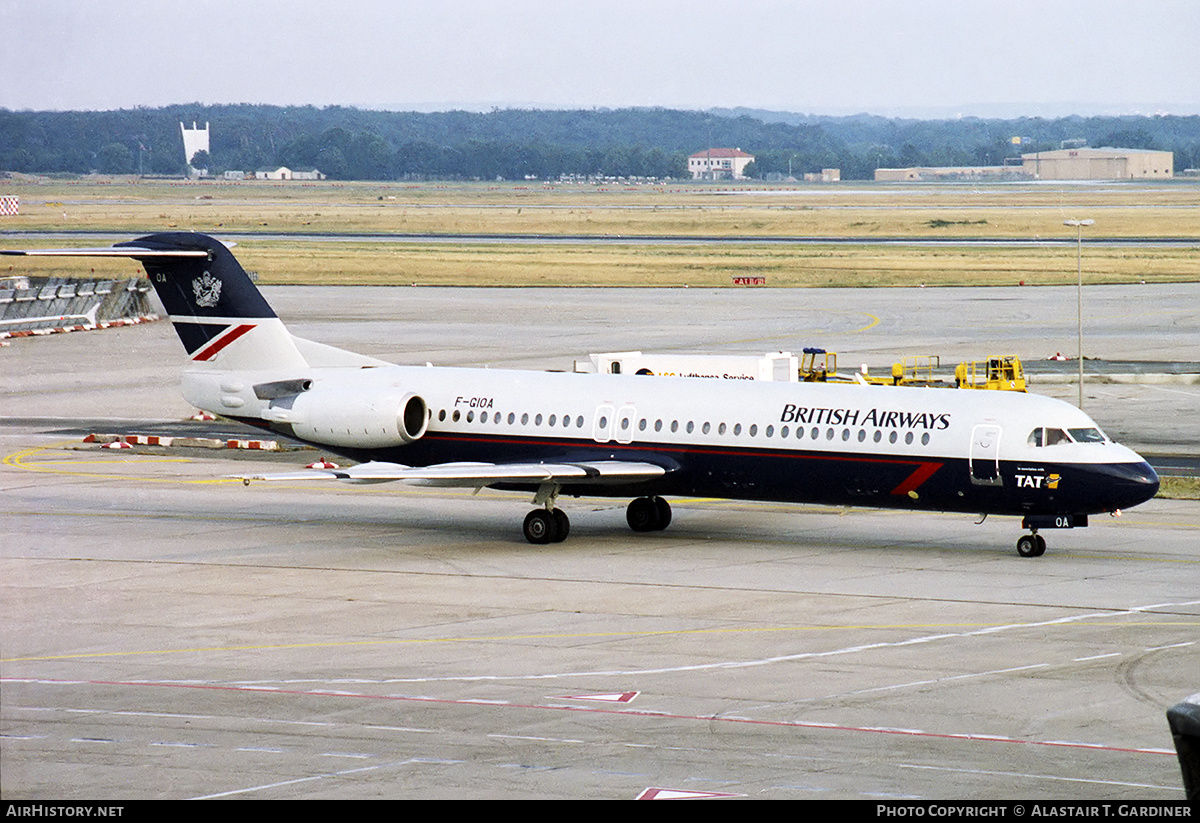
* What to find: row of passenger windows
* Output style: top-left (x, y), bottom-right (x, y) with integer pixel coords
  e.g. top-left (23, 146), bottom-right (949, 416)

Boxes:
top-left (435, 407), bottom-right (934, 446)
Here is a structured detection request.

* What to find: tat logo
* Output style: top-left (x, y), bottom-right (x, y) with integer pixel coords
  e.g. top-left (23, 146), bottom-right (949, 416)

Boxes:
top-left (1016, 472), bottom-right (1061, 490)
top-left (192, 271), bottom-right (222, 308)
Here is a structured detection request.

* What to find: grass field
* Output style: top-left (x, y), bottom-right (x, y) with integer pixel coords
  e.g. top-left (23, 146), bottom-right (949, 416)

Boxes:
top-left (1158, 476), bottom-right (1200, 500)
top-left (2, 176), bottom-right (1198, 287)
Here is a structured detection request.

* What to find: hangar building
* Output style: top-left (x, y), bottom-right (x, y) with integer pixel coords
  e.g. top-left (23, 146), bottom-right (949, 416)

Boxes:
top-left (1021, 148), bottom-right (1173, 180)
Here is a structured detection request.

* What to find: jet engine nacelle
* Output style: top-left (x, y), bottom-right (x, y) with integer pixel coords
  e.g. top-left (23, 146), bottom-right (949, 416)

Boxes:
top-left (288, 388), bottom-right (429, 448)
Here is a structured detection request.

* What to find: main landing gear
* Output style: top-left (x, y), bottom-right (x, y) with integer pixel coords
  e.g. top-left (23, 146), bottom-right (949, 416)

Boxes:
top-left (522, 495), bottom-right (672, 544)
top-left (523, 508), bottom-right (570, 544)
top-left (626, 495), bottom-right (672, 532)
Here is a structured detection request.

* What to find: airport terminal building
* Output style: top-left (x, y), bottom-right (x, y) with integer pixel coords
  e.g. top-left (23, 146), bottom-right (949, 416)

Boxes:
top-left (689, 148), bottom-right (755, 180)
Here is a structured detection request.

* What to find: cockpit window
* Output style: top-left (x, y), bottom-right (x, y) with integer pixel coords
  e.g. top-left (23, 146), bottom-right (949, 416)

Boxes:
top-left (1045, 428), bottom-right (1070, 445)
top-left (1029, 427), bottom-right (1070, 446)
top-left (1028, 426), bottom-right (1107, 447)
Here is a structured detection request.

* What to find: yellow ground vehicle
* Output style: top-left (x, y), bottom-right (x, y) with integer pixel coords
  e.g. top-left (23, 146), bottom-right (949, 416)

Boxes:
top-left (801, 348), bottom-right (1027, 392)
top-left (954, 355), bottom-right (1026, 391)
top-left (800, 349), bottom-right (951, 387)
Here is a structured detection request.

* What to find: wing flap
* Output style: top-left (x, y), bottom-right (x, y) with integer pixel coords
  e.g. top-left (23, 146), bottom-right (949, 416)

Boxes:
top-left (239, 459), bottom-right (667, 487)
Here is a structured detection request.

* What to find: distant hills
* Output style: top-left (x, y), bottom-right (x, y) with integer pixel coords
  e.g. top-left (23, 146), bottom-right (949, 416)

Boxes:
top-left (2, 104), bottom-right (1198, 180)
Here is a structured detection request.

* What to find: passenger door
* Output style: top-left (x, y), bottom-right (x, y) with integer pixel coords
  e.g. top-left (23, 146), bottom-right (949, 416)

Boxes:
top-left (969, 424), bottom-right (1003, 486)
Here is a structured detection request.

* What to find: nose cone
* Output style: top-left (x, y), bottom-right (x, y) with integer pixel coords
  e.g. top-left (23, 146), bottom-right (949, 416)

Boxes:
top-left (1106, 460), bottom-right (1160, 511)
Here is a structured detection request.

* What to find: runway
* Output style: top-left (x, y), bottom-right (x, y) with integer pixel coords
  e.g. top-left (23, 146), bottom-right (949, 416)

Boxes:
top-left (2, 283), bottom-right (1198, 800)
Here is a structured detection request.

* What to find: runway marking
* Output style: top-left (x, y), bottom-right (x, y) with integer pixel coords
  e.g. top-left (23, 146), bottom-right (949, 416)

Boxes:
top-left (5, 611), bottom-right (1199, 664)
top-left (637, 787), bottom-right (747, 799)
top-left (191, 761), bottom-right (422, 800)
top-left (489, 733), bottom-right (585, 744)
top-left (5, 676), bottom-right (1179, 760)
top-left (718, 309), bottom-right (881, 345)
top-left (898, 763), bottom-right (1180, 793)
top-left (784, 663), bottom-right (1052, 703)
top-left (3, 442), bottom-right (235, 485)
top-left (552, 691), bottom-right (639, 703)
top-left (7, 617), bottom-right (1199, 665)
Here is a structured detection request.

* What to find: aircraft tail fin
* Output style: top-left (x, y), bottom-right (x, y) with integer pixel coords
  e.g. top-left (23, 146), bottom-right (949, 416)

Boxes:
top-left (116, 232), bottom-right (306, 371)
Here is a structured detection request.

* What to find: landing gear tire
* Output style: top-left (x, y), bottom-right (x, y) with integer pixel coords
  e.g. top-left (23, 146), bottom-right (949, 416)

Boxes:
top-left (627, 496), bottom-right (671, 533)
top-left (524, 508), bottom-right (569, 544)
top-left (1017, 533), bottom-right (1047, 558)
top-left (653, 496), bottom-right (672, 530)
top-left (552, 508), bottom-right (570, 542)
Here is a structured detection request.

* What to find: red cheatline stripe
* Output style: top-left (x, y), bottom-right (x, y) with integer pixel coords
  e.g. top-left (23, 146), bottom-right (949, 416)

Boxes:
top-left (192, 323), bottom-right (255, 361)
top-left (891, 461), bottom-right (944, 496)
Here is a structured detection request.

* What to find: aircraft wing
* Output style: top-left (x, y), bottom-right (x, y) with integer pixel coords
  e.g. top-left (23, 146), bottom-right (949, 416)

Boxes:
top-left (239, 459), bottom-right (668, 488)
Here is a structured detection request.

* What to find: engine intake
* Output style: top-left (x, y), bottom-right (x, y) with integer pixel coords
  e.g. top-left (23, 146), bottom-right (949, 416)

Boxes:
top-left (289, 389), bottom-right (428, 448)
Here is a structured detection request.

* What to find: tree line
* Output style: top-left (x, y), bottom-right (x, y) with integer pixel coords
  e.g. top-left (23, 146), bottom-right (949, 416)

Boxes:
top-left (2, 104), bottom-right (1199, 181)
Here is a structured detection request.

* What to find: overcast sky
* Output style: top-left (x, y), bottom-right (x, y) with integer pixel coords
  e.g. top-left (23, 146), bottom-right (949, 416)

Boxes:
top-left (3, 0), bottom-right (1197, 117)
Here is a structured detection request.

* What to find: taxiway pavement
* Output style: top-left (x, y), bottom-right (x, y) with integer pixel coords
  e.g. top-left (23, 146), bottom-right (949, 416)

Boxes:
top-left (2, 284), bottom-right (1197, 800)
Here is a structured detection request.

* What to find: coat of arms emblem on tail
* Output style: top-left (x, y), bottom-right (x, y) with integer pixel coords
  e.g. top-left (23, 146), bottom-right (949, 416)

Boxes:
top-left (192, 271), bottom-right (222, 308)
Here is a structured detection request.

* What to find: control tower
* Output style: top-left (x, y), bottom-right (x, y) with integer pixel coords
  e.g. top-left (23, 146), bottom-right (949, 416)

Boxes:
top-left (180, 121), bottom-right (210, 170)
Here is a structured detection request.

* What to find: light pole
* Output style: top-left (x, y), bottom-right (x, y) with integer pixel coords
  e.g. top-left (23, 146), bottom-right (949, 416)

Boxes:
top-left (1064, 219), bottom-right (1094, 408)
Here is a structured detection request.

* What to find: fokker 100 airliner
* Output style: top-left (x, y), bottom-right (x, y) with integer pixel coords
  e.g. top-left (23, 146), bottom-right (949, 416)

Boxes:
top-left (3, 233), bottom-right (1160, 555)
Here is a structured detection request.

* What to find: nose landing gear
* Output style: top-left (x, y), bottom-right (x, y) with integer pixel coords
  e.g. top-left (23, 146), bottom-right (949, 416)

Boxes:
top-left (1016, 531), bottom-right (1047, 558)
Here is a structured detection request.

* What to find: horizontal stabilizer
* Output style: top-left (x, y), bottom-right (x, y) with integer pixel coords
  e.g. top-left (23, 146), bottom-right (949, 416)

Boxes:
top-left (0, 247), bottom-right (209, 258)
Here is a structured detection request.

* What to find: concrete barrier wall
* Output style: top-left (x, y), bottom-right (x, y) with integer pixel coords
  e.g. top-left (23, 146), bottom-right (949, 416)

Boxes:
top-left (0, 275), bottom-right (156, 336)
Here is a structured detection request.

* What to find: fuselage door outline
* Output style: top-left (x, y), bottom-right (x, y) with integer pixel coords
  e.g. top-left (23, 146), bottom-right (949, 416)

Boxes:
top-left (614, 404), bottom-right (637, 445)
top-left (592, 404), bottom-right (615, 443)
top-left (969, 424), bottom-right (1003, 486)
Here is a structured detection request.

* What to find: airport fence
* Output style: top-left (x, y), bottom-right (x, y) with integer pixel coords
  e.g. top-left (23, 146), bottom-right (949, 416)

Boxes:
top-left (0, 275), bottom-right (156, 337)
